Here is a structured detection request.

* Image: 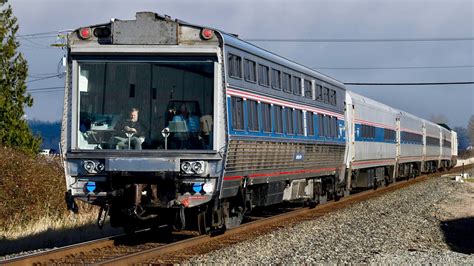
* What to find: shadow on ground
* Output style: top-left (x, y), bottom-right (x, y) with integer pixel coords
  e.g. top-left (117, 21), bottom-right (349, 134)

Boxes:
top-left (440, 217), bottom-right (474, 254)
top-left (0, 222), bottom-right (122, 257)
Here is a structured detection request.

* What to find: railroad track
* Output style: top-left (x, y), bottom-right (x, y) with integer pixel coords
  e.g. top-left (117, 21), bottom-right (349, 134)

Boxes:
top-left (3, 164), bottom-right (472, 265)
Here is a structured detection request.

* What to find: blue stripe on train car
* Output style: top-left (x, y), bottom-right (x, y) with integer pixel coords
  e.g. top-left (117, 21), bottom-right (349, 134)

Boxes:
top-left (354, 123), bottom-right (396, 144)
top-left (227, 97), bottom-right (345, 144)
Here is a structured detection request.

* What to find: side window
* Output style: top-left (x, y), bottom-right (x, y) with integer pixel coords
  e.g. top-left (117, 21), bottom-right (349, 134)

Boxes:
top-left (231, 97), bottom-right (244, 130)
top-left (228, 54), bottom-right (242, 79)
top-left (282, 73), bottom-right (292, 93)
top-left (304, 79), bottom-right (312, 99)
top-left (261, 102), bottom-right (272, 132)
top-left (384, 129), bottom-right (396, 142)
top-left (274, 105), bottom-right (283, 133)
top-left (244, 59), bottom-right (256, 82)
top-left (271, 69), bottom-right (281, 90)
top-left (361, 124), bottom-right (375, 139)
top-left (318, 114), bottom-right (324, 137)
top-left (258, 64), bottom-right (270, 87)
top-left (292, 76), bottom-right (302, 96)
top-left (295, 110), bottom-right (304, 135)
top-left (247, 99), bottom-right (259, 131)
top-left (323, 87), bottom-right (330, 104)
top-left (330, 89), bottom-right (337, 106)
top-left (323, 115), bottom-right (330, 137)
top-left (315, 85), bottom-right (323, 101)
top-left (307, 112), bottom-right (314, 136)
top-left (286, 108), bottom-right (294, 135)
top-left (330, 117), bottom-right (337, 138)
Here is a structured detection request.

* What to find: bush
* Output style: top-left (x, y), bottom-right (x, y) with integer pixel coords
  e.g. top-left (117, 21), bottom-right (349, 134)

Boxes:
top-left (0, 146), bottom-right (67, 228)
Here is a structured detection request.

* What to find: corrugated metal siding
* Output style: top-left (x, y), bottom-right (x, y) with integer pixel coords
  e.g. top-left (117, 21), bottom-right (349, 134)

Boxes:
top-left (225, 139), bottom-right (344, 175)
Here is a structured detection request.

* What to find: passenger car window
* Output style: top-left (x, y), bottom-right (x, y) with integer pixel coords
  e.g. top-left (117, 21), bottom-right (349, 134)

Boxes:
top-left (244, 59), bottom-right (256, 82)
top-left (274, 105), bottom-right (283, 133)
top-left (261, 102), bottom-right (272, 132)
top-left (292, 76), bottom-right (302, 96)
top-left (282, 73), bottom-right (292, 93)
top-left (304, 79), bottom-right (312, 99)
top-left (247, 99), bottom-right (259, 131)
top-left (228, 54), bottom-right (242, 79)
top-left (231, 97), bottom-right (244, 130)
top-left (271, 69), bottom-right (281, 90)
top-left (258, 64), bottom-right (270, 87)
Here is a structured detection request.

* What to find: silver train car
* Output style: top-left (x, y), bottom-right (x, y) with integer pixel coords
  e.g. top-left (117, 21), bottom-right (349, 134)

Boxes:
top-left (344, 91), bottom-right (457, 190)
top-left (61, 12), bottom-right (457, 234)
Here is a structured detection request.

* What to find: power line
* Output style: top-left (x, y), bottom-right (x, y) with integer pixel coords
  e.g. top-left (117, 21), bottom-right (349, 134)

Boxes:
top-left (27, 86), bottom-right (64, 93)
top-left (314, 65), bottom-right (474, 70)
top-left (245, 37), bottom-right (474, 43)
top-left (17, 31), bottom-right (58, 37)
top-left (345, 81), bottom-right (474, 86)
top-left (27, 73), bottom-right (64, 83)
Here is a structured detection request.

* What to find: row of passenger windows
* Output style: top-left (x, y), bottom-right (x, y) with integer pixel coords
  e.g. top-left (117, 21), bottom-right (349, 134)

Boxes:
top-left (401, 132), bottom-right (423, 143)
top-left (426, 136), bottom-right (439, 146)
top-left (230, 97), bottom-right (339, 138)
top-left (228, 54), bottom-right (337, 106)
top-left (359, 126), bottom-right (395, 142)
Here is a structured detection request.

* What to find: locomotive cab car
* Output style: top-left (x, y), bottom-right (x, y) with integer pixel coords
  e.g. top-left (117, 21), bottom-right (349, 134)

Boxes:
top-left (62, 12), bottom-right (347, 234)
top-left (63, 12), bottom-right (227, 233)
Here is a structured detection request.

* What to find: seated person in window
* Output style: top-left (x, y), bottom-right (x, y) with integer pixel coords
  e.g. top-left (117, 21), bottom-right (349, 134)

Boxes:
top-left (115, 107), bottom-right (146, 150)
top-left (200, 113), bottom-right (213, 149)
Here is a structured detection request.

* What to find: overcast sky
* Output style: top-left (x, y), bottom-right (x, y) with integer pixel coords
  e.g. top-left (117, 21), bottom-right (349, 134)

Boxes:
top-left (9, 0), bottom-right (474, 128)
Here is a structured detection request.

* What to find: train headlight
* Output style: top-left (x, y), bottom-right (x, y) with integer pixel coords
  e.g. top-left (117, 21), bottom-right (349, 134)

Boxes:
top-left (95, 162), bottom-right (105, 172)
top-left (83, 160), bottom-right (105, 174)
top-left (180, 161), bottom-right (207, 175)
top-left (181, 162), bottom-right (192, 174)
top-left (192, 161), bottom-right (204, 174)
top-left (83, 160), bottom-right (96, 173)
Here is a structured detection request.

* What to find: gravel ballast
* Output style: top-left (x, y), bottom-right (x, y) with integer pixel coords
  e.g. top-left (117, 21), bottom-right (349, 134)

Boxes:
top-left (188, 176), bottom-right (474, 264)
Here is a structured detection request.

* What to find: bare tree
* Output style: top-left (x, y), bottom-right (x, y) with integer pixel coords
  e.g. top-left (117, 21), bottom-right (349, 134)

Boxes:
top-left (468, 115), bottom-right (474, 147)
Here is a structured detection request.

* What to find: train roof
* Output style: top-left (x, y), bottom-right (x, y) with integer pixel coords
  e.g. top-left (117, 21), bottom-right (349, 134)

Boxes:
top-left (220, 33), bottom-right (346, 89)
top-left (70, 11), bottom-right (345, 89)
top-left (347, 90), bottom-right (399, 114)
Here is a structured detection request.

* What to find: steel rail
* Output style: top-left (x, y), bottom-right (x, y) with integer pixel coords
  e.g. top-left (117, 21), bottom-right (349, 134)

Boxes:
top-left (99, 164), bottom-right (473, 265)
top-left (2, 235), bottom-right (120, 266)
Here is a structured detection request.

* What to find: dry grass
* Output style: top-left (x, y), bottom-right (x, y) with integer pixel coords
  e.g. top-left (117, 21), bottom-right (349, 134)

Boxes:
top-left (0, 146), bottom-right (121, 256)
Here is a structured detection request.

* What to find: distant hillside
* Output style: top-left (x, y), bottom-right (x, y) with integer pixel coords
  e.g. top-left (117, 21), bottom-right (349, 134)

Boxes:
top-left (28, 120), bottom-right (61, 151)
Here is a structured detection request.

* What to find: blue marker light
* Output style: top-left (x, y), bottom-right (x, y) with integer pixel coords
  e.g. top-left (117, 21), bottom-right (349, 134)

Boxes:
top-left (85, 181), bottom-right (96, 193)
top-left (192, 183), bottom-right (202, 193)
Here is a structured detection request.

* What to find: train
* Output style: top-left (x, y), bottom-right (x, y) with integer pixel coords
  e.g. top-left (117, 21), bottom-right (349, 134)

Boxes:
top-left (61, 12), bottom-right (458, 234)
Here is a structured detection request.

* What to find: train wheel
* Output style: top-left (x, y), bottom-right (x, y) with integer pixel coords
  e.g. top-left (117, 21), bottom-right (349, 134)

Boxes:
top-left (197, 211), bottom-right (209, 235)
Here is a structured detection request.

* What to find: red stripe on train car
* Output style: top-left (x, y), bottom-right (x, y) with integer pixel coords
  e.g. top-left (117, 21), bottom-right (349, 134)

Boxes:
top-left (227, 88), bottom-right (344, 119)
top-left (352, 160), bottom-right (395, 166)
top-left (223, 167), bottom-right (337, 181)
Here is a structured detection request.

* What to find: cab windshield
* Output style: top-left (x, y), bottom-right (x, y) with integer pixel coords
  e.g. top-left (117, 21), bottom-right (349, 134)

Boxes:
top-left (76, 58), bottom-right (215, 151)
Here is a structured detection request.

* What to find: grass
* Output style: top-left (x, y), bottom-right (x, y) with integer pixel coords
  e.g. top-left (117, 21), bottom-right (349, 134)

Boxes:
top-left (0, 146), bottom-right (121, 256)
